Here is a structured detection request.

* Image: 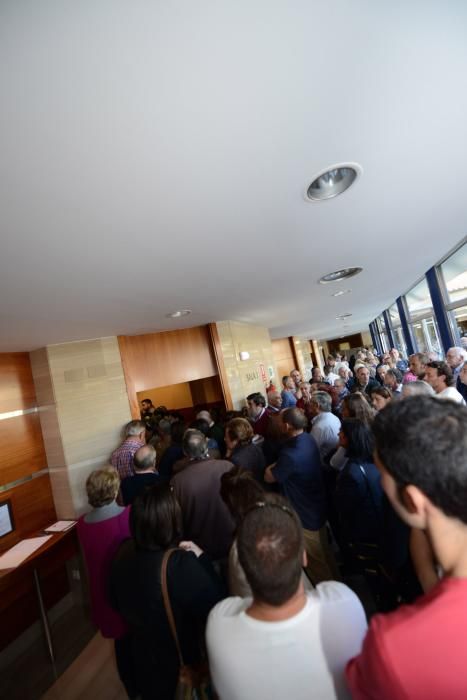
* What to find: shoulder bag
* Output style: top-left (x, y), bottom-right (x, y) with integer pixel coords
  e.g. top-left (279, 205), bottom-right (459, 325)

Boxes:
top-left (161, 548), bottom-right (213, 700)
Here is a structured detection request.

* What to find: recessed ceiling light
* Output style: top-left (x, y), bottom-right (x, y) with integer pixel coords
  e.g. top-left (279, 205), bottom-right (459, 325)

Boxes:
top-left (166, 309), bottom-right (192, 318)
top-left (306, 163), bottom-right (362, 201)
top-left (336, 313), bottom-right (352, 320)
top-left (332, 289), bottom-right (352, 297)
top-left (319, 267), bottom-right (362, 284)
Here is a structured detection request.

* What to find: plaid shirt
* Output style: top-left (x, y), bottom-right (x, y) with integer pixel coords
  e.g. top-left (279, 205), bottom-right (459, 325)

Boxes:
top-left (111, 438), bottom-right (145, 480)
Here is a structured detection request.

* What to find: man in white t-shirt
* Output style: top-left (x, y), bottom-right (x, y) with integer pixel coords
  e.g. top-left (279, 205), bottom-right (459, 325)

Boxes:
top-left (424, 361), bottom-right (466, 405)
top-left (206, 497), bottom-right (367, 700)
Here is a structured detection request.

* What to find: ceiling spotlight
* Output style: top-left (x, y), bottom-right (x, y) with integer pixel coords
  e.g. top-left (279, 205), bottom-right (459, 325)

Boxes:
top-left (306, 163), bottom-right (362, 201)
top-left (336, 313), bottom-right (352, 320)
top-left (319, 267), bottom-right (362, 284)
top-left (332, 289), bottom-right (352, 297)
top-left (166, 309), bottom-right (192, 318)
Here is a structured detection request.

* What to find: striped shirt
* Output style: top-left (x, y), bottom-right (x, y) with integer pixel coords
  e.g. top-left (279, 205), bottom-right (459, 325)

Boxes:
top-left (111, 438), bottom-right (145, 480)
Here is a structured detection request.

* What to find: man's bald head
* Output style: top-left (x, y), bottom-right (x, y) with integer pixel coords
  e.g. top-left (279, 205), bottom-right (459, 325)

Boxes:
top-left (133, 444), bottom-right (157, 472)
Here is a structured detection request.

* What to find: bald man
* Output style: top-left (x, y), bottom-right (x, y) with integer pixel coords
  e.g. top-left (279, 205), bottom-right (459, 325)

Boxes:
top-left (120, 444), bottom-right (164, 505)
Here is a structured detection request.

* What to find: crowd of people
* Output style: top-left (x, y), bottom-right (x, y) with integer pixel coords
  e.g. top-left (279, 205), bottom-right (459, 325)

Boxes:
top-left (76, 343), bottom-right (467, 699)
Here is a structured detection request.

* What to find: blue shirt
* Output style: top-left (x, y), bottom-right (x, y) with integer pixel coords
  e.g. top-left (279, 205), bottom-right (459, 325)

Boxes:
top-left (272, 432), bottom-right (327, 531)
top-left (281, 389), bottom-right (297, 408)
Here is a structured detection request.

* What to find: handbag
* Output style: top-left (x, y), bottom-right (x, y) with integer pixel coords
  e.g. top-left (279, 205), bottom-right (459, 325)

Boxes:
top-left (161, 549), bottom-right (213, 700)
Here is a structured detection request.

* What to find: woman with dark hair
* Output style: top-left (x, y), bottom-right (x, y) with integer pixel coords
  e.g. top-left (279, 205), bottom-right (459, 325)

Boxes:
top-left (220, 466), bottom-right (265, 596)
top-left (330, 392), bottom-right (374, 471)
top-left (333, 418), bottom-right (384, 566)
top-left (370, 385), bottom-right (393, 412)
top-left (110, 483), bottom-right (224, 700)
top-left (224, 417), bottom-right (266, 481)
top-left (340, 392), bottom-right (375, 424)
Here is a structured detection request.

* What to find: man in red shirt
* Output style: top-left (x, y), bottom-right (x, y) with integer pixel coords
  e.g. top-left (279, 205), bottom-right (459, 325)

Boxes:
top-left (346, 397), bottom-right (467, 700)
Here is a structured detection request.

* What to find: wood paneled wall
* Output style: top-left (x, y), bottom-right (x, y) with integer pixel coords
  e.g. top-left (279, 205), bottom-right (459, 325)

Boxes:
top-left (326, 333), bottom-right (364, 355)
top-left (0, 353), bottom-right (55, 554)
top-left (272, 338), bottom-right (297, 384)
top-left (118, 327), bottom-right (219, 417)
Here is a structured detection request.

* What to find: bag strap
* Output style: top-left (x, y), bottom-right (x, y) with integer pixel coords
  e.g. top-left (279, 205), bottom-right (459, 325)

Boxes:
top-left (161, 548), bottom-right (185, 667)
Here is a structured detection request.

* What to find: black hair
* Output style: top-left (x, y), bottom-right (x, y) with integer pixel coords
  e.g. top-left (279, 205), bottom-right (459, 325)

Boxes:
top-left (427, 361), bottom-right (455, 387)
top-left (340, 418), bottom-right (374, 461)
top-left (130, 483), bottom-right (182, 550)
top-left (220, 466), bottom-right (265, 526)
top-left (246, 392), bottom-right (266, 408)
top-left (237, 495), bottom-right (304, 606)
top-left (189, 418), bottom-right (210, 437)
top-left (373, 397), bottom-right (467, 523)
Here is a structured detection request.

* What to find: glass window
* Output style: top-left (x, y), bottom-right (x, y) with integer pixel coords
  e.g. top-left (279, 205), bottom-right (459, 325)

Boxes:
top-left (440, 242), bottom-right (467, 305)
top-left (448, 304), bottom-right (467, 344)
top-left (405, 278), bottom-right (434, 321)
top-left (387, 304), bottom-right (407, 356)
top-left (388, 304), bottom-right (401, 328)
top-left (405, 278), bottom-right (442, 355)
top-left (376, 315), bottom-right (389, 352)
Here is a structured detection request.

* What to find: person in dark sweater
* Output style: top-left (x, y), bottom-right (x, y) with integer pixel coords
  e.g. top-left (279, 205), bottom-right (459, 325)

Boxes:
top-left (224, 417), bottom-right (266, 482)
top-left (171, 429), bottom-right (235, 559)
top-left (120, 445), bottom-right (163, 506)
top-left (110, 484), bottom-right (224, 700)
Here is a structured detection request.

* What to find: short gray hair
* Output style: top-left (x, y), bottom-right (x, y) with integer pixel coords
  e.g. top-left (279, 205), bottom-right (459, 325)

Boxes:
top-left (402, 381), bottom-right (435, 398)
top-left (125, 420), bottom-right (145, 437)
top-left (310, 391), bottom-right (332, 412)
top-left (448, 346), bottom-right (467, 361)
top-left (183, 429), bottom-right (209, 460)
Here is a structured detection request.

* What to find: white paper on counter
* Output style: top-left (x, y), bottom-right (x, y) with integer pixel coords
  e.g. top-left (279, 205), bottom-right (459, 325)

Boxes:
top-left (0, 536), bottom-right (52, 570)
top-left (44, 520), bottom-right (76, 533)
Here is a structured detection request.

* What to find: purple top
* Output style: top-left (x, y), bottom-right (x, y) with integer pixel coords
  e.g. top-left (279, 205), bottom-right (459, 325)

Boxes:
top-left (77, 506), bottom-right (131, 638)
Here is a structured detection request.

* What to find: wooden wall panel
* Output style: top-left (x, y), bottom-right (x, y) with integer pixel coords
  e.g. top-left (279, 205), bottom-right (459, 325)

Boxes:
top-left (0, 474), bottom-right (56, 554)
top-left (136, 382), bottom-right (194, 411)
top-left (0, 413), bottom-right (47, 486)
top-left (0, 353), bottom-right (38, 413)
top-left (119, 327), bottom-right (219, 417)
top-left (190, 376), bottom-right (223, 406)
top-left (272, 337), bottom-right (296, 384)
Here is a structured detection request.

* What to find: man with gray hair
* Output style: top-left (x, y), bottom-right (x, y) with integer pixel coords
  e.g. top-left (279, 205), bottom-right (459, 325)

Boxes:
top-left (111, 419), bottom-right (146, 480)
top-left (120, 444), bottom-right (162, 505)
top-left (171, 429), bottom-right (235, 559)
top-left (446, 346), bottom-right (467, 397)
top-left (309, 392), bottom-right (341, 464)
top-left (401, 380), bottom-right (435, 398)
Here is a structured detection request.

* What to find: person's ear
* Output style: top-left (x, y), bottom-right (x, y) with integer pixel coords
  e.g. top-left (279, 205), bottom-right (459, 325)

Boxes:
top-left (402, 484), bottom-right (429, 528)
top-left (302, 549), bottom-right (308, 568)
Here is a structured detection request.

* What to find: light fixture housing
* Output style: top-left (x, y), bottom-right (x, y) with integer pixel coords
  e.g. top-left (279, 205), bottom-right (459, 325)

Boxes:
top-left (319, 267), bottom-right (362, 284)
top-left (306, 163), bottom-right (362, 201)
top-left (166, 309), bottom-right (192, 318)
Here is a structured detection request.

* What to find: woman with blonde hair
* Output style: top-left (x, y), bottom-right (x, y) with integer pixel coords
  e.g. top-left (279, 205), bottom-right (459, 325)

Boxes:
top-left (77, 468), bottom-right (136, 697)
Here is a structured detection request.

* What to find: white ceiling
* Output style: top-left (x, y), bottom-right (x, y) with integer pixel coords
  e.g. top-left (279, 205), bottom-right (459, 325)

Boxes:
top-left (1, 1), bottom-right (467, 352)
